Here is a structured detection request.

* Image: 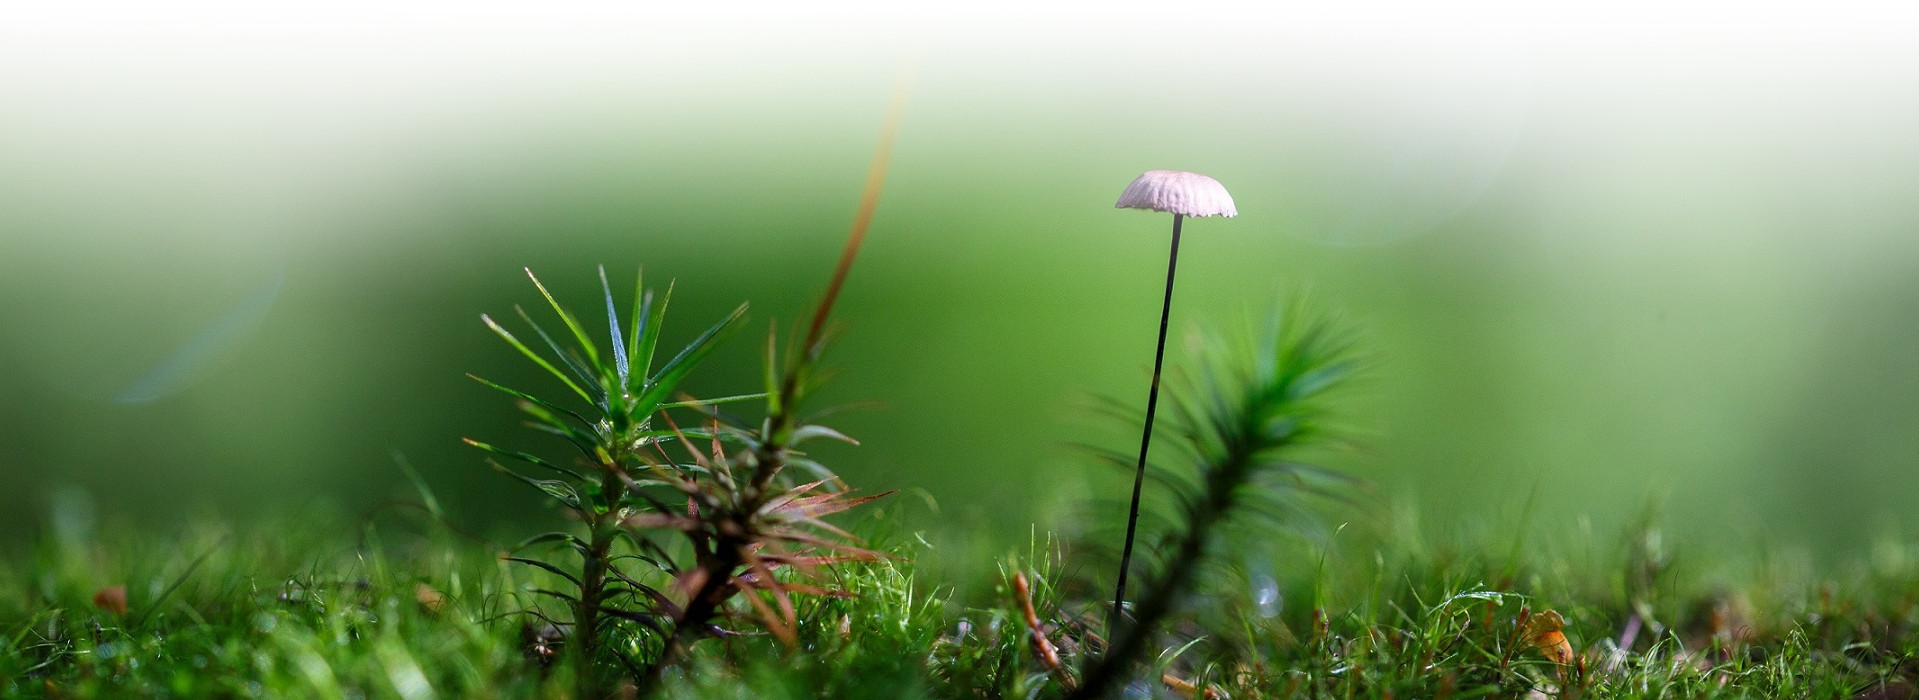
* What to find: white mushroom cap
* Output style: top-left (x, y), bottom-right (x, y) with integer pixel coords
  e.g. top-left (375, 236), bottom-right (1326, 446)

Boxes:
top-left (1114, 170), bottom-right (1237, 218)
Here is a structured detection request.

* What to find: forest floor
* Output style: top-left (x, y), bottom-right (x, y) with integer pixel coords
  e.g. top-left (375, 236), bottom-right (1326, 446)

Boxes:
top-left (5, 507), bottom-right (1917, 699)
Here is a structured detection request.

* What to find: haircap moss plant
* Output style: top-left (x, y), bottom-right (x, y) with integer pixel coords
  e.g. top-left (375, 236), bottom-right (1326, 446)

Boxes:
top-left (466, 267), bottom-right (753, 691)
top-left (471, 264), bottom-right (894, 698)
top-left (468, 82), bottom-right (909, 698)
top-left (1108, 169), bottom-right (1238, 638)
top-left (1072, 303), bottom-right (1362, 700)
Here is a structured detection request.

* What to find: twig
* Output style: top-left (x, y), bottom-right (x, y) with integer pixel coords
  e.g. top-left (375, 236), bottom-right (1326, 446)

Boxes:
top-left (1161, 673), bottom-right (1227, 700)
top-left (1013, 571), bottom-right (1077, 691)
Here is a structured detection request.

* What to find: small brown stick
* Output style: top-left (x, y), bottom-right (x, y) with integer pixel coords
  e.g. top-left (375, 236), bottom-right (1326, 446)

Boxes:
top-left (1161, 673), bottom-right (1228, 700)
top-left (1013, 571), bottom-right (1078, 691)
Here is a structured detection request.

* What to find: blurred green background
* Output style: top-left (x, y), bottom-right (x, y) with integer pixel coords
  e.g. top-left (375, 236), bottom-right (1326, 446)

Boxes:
top-left (3, 6), bottom-right (1917, 554)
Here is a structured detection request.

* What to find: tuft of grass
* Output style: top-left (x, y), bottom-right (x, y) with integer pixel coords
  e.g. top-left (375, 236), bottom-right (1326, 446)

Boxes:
top-left (0, 516), bottom-right (573, 698)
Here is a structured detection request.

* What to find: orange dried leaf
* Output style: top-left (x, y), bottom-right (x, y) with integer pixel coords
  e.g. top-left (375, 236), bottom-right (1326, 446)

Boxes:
top-left (92, 586), bottom-right (128, 616)
top-left (415, 583), bottom-right (447, 614)
top-left (1522, 609), bottom-right (1574, 664)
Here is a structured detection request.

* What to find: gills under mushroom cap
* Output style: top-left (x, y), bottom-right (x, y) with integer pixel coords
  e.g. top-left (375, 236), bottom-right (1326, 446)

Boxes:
top-left (1114, 170), bottom-right (1237, 218)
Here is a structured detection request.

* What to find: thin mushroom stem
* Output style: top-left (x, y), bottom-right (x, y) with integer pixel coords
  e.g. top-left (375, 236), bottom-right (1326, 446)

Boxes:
top-left (1110, 212), bottom-right (1183, 638)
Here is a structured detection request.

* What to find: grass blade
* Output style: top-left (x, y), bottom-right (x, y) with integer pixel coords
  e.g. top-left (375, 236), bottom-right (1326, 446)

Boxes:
top-left (131, 535), bottom-right (228, 630)
top-left (391, 449), bottom-right (442, 520)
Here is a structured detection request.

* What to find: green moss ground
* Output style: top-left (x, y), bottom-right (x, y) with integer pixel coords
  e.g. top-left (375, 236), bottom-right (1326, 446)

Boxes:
top-left (5, 506), bottom-right (1918, 699)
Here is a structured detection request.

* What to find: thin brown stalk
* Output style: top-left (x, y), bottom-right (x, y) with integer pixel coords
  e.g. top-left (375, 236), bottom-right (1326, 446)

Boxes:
top-left (804, 71), bottom-right (910, 351)
top-left (1014, 571), bottom-right (1078, 692)
top-left (637, 71), bottom-right (910, 696)
top-left (755, 66), bottom-right (910, 494)
top-left (1160, 674), bottom-right (1227, 700)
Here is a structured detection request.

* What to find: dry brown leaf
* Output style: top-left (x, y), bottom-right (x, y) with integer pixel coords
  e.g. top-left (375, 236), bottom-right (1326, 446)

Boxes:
top-left (739, 585), bottom-right (797, 647)
top-left (415, 583), bottom-right (447, 614)
top-left (1522, 609), bottom-right (1575, 664)
top-left (92, 586), bottom-right (128, 616)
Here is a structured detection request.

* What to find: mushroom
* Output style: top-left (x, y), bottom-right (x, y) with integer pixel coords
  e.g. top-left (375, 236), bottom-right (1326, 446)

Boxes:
top-left (1108, 169), bottom-right (1236, 634)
